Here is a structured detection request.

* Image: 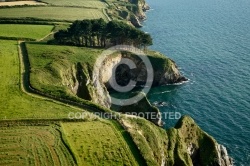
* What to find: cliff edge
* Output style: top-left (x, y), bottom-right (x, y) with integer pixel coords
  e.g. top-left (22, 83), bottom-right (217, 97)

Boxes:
top-left (119, 115), bottom-right (233, 166)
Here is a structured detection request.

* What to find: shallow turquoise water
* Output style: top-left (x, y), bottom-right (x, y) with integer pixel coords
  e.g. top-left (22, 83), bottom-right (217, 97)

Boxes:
top-left (142, 0), bottom-right (250, 165)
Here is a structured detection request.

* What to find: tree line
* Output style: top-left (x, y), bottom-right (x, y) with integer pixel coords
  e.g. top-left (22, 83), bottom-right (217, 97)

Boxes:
top-left (54, 18), bottom-right (152, 49)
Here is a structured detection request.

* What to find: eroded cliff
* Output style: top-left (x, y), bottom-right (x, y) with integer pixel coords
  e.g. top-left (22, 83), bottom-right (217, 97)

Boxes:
top-left (119, 115), bottom-right (233, 166)
top-left (106, 0), bottom-right (150, 27)
top-left (72, 51), bottom-right (186, 108)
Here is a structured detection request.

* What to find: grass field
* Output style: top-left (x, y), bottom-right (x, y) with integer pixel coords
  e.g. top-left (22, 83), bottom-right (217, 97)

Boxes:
top-left (0, 40), bottom-right (83, 119)
top-left (0, 24), bottom-right (53, 40)
top-left (0, 7), bottom-right (108, 21)
top-left (41, 0), bottom-right (107, 8)
top-left (26, 43), bottom-right (102, 99)
top-left (0, 125), bottom-right (75, 165)
top-left (61, 120), bottom-right (139, 166)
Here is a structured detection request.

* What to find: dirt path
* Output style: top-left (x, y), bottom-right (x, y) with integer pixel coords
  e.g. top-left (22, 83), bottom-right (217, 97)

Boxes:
top-left (37, 32), bottom-right (54, 41)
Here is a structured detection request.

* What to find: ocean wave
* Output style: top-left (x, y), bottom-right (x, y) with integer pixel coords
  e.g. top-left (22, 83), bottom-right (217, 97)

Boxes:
top-left (166, 79), bottom-right (190, 86)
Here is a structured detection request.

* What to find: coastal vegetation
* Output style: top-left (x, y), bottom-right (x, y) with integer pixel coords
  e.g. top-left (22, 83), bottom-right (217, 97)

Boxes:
top-left (0, 0), bottom-right (233, 165)
top-left (53, 19), bottom-right (152, 48)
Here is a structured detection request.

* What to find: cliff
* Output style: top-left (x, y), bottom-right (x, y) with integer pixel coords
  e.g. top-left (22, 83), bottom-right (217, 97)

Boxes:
top-left (76, 51), bottom-right (186, 108)
top-left (106, 0), bottom-right (150, 27)
top-left (173, 116), bottom-right (233, 166)
top-left (119, 115), bottom-right (233, 166)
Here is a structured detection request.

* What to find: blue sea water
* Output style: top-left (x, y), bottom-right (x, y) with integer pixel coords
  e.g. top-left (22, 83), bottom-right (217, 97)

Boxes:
top-left (142, 0), bottom-right (250, 165)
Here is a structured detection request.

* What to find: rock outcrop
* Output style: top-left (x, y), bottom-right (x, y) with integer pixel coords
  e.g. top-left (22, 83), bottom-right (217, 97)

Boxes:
top-left (67, 51), bottom-right (186, 108)
top-left (215, 144), bottom-right (234, 166)
top-left (119, 92), bottom-right (163, 126)
top-left (56, 50), bottom-right (186, 108)
top-left (173, 116), bottom-right (234, 166)
top-left (100, 51), bottom-right (187, 89)
top-left (119, 115), bottom-right (234, 166)
top-left (129, 0), bottom-right (150, 27)
top-left (106, 0), bottom-right (150, 27)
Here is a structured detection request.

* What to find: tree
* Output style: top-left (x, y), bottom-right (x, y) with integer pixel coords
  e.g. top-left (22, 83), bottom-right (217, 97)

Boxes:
top-left (52, 19), bottom-right (153, 48)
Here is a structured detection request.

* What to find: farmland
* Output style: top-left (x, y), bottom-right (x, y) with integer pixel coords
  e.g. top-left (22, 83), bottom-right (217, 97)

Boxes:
top-left (0, 125), bottom-right (75, 166)
top-left (40, 0), bottom-right (107, 8)
top-left (0, 7), bottom-right (108, 21)
top-left (61, 120), bottom-right (139, 166)
top-left (0, 1), bottom-right (46, 6)
top-left (0, 0), bottom-right (154, 165)
top-left (0, 40), bottom-right (84, 120)
top-left (0, 24), bottom-right (53, 40)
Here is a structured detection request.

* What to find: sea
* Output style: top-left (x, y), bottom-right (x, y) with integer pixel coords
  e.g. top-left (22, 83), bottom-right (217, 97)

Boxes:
top-left (141, 0), bottom-right (250, 165)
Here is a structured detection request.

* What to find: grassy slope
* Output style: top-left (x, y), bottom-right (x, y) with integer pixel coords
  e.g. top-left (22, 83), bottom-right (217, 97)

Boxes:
top-left (0, 40), bottom-right (82, 119)
top-left (119, 116), bottom-right (168, 166)
top-left (120, 115), bottom-right (220, 166)
top-left (0, 125), bottom-right (75, 165)
top-left (26, 43), bottom-right (103, 99)
top-left (0, 7), bottom-right (108, 21)
top-left (61, 120), bottom-right (139, 166)
top-left (175, 116), bottom-right (219, 165)
top-left (0, 24), bottom-right (53, 40)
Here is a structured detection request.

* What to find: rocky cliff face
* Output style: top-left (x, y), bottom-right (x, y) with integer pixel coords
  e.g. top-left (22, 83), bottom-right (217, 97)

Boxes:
top-left (129, 0), bottom-right (150, 27)
top-left (119, 115), bottom-right (233, 166)
top-left (68, 51), bottom-right (186, 108)
top-left (173, 116), bottom-right (234, 166)
top-left (107, 0), bottom-right (150, 27)
top-left (100, 52), bottom-right (187, 89)
top-left (215, 144), bottom-right (234, 166)
top-left (60, 51), bottom-right (186, 108)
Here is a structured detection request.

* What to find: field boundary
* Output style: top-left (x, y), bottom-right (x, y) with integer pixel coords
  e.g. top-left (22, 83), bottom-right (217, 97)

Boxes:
top-left (57, 126), bottom-right (78, 165)
top-left (0, 36), bottom-right (35, 41)
top-left (108, 120), bottom-right (147, 166)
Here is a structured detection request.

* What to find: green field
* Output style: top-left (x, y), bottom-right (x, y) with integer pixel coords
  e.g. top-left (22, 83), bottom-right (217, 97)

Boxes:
top-left (0, 24), bottom-right (53, 40)
top-left (0, 1), bottom-right (157, 165)
top-left (0, 7), bottom-right (108, 21)
top-left (41, 0), bottom-right (107, 8)
top-left (0, 125), bottom-right (75, 165)
top-left (61, 121), bottom-right (139, 166)
top-left (0, 40), bottom-right (83, 119)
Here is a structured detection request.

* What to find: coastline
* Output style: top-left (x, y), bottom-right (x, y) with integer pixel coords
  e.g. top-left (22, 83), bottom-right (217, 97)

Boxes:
top-left (0, 0), bottom-right (237, 165)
